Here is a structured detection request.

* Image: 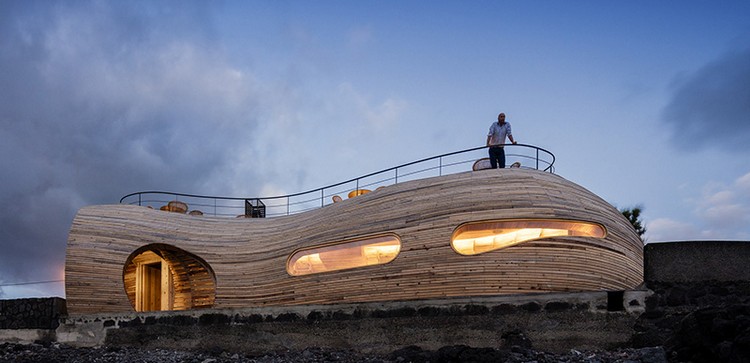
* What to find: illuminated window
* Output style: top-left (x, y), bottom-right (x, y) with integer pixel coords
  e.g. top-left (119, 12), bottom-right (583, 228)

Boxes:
top-left (287, 235), bottom-right (401, 276)
top-left (451, 219), bottom-right (606, 255)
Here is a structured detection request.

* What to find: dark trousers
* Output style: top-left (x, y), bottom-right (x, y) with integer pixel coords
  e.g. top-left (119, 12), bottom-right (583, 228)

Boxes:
top-left (489, 146), bottom-right (505, 168)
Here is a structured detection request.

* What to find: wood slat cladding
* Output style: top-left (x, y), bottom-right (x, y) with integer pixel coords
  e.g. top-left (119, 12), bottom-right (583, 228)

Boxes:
top-left (65, 169), bottom-right (644, 315)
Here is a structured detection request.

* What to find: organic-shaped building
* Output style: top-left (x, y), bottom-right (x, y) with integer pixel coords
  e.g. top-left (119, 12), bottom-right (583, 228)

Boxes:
top-left (65, 147), bottom-right (643, 315)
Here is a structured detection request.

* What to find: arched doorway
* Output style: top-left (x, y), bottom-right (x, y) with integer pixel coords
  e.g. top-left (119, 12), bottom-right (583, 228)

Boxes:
top-left (123, 244), bottom-right (216, 312)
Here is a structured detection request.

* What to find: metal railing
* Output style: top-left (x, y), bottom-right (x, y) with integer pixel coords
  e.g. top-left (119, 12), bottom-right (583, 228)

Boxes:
top-left (120, 144), bottom-right (555, 218)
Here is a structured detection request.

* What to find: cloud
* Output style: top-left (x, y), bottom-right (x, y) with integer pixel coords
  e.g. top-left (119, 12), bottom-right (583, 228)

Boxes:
top-left (695, 174), bottom-right (750, 230)
top-left (239, 80), bottom-right (410, 198)
top-left (662, 46), bottom-right (750, 152)
top-left (646, 171), bottom-right (750, 242)
top-left (0, 1), bottom-right (416, 298)
top-left (646, 218), bottom-right (700, 242)
top-left (0, 2), bottom-right (263, 297)
top-left (737, 172), bottom-right (750, 193)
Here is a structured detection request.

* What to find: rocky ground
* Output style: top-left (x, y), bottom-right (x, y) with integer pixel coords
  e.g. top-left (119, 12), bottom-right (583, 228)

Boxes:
top-left (0, 342), bottom-right (669, 363)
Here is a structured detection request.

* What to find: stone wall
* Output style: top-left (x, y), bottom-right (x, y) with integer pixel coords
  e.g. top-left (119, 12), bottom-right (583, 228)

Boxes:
top-left (62, 290), bottom-right (648, 354)
top-left (0, 298), bottom-right (66, 329)
top-left (632, 280), bottom-right (750, 362)
top-left (635, 238), bottom-right (750, 362)
top-left (645, 241), bottom-right (750, 283)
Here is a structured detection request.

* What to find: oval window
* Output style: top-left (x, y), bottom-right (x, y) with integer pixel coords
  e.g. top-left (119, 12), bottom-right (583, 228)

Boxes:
top-left (451, 219), bottom-right (606, 255)
top-left (287, 234), bottom-right (401, 276)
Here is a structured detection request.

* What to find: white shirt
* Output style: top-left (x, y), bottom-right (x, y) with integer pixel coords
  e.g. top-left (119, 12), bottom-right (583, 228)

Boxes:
top-left (487, 122), bottom-right (512, 146)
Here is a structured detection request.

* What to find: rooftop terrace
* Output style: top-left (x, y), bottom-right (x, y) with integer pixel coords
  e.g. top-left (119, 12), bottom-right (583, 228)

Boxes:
top-left (120, 144), bottom-right (555, 218)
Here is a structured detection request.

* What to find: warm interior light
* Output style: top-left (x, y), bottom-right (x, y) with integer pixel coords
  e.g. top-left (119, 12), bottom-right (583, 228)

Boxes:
top-left (451, 219), bottom-right (606, 255)
top-left (288, 235), bottom-right (401, 276)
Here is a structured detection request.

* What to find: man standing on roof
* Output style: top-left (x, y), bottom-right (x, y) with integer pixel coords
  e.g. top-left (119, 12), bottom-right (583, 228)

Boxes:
top-left (486, 112), bottom-right (517, 168)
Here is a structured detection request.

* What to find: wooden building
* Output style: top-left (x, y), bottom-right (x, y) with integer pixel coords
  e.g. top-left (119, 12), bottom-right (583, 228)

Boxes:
top-left (65, 168), bottom-right (643, 315)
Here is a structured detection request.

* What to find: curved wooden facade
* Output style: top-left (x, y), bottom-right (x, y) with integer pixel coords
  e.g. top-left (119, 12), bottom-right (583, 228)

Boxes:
top-left (65, 169), bottom-right (643, 315)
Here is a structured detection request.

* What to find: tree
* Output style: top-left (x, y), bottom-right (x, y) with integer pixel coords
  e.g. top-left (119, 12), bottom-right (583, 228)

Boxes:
top-left (620, 206), bottom-right (646, 239)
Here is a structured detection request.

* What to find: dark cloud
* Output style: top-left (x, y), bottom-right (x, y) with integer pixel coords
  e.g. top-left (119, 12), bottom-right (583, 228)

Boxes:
top-left (0, 1), bottom-right (262, 297)
top-left (662, 46), bottom-right (750, 152)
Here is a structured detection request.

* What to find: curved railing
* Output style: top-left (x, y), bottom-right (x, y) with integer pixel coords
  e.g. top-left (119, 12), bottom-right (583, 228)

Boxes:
top-left (120, 144), bottom-right (555, 218)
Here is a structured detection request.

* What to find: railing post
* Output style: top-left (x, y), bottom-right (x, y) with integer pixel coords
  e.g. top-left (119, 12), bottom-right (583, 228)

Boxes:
top-left (536, 148), bottom-right (539, 170)
top-left (287, 197), bottom-right (290, 215)
top-left (439, 157), bottom-right (442, 176)
top-left (395, 168), bottom-right (398, 184)
top-left (138, 194), bottom-right (141, 206)
top-left (321, 189), bottom-right (324, 207)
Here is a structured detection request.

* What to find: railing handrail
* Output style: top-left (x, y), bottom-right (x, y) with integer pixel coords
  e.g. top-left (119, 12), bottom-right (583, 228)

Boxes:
top-left (120, 144), bottom-right (555, 216)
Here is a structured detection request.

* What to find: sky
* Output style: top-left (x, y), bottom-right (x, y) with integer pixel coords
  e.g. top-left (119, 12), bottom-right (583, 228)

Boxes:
top-left (1, 1), bottom-right (749, 299)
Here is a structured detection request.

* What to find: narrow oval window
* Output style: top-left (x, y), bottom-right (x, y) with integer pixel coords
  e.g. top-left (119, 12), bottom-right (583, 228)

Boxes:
top-left (287, 234), bottom-right (401, 276)
top-left (451, 219), bottom-right (607, 256)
